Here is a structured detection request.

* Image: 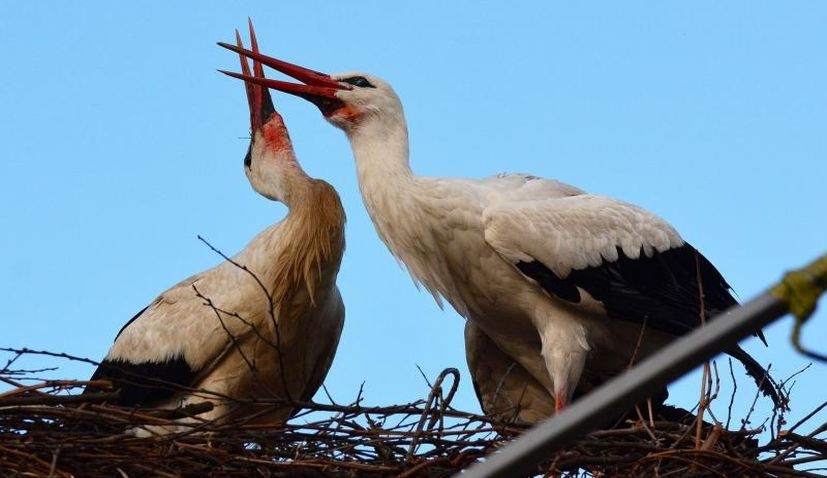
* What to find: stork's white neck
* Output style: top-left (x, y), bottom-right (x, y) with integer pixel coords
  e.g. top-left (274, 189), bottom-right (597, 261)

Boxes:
top-left (346, 119), bottom-right (414, 217)
top-left (351, 120), bottom-right (412, 179)
top-left (344, 116), bottom-right (467, 315)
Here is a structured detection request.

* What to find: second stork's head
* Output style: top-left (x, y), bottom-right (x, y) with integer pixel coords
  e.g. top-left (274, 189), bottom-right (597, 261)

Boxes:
top-left (234, 22), bottom-right (307, 205)
top-left (218, 43), bottom-right (406, 141)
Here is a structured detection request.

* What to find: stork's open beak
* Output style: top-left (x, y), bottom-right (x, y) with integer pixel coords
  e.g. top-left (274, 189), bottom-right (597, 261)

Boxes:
top-left (234, 21), bottom-right (276, 132)
top-left (219, 40), bottom-right (349, 116)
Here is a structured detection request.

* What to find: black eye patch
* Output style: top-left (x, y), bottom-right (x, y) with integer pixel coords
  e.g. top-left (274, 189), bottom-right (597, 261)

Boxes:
top-left (342, 76), bottom-right (374, 88)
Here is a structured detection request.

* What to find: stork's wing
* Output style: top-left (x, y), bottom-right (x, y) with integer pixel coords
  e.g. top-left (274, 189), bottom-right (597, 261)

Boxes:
top-left (87, 275), bottom-right (240, 406)
top-left (483, 194), bottom-right (738, 337)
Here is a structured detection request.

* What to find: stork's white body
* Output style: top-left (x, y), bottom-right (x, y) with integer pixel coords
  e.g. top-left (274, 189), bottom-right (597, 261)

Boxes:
top-left (353, 132), bottom-right (678, 402)
top-left (321, 75), bottom-right (775, 412)
top-left (105, 217), bottom-right (345, 424)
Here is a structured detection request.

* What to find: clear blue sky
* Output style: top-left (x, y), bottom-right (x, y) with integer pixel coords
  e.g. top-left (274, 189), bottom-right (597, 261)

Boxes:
top-left (1, 2), bottom-right (825, 434)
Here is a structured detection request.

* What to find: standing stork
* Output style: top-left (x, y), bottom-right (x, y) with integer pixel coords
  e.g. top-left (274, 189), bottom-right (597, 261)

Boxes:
top-left (219, 46), bottom-right (782, 415)
top-left (86, 24), bottom-right (346, 428)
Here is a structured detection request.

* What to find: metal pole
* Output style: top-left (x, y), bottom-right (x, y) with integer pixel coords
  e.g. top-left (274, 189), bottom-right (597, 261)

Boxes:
top-left (459, 291), bottom-right (791, 478)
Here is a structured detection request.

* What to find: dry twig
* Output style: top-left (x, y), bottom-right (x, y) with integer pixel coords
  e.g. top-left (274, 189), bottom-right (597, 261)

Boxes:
top-left (1, 349), bottom-right (824, 478)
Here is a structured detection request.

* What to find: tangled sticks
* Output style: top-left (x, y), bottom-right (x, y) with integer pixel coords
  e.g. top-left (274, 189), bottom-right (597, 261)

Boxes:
top-left (1, 348), bottom-right (825, 477)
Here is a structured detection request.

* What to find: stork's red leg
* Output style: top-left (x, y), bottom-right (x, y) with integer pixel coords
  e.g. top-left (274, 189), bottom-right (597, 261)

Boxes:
top-left (555, 393), bottom-right (567, 413)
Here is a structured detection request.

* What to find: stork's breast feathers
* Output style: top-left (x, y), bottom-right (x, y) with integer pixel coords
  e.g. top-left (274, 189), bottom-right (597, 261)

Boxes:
top-left (482, 194), bottom-right (684, 279)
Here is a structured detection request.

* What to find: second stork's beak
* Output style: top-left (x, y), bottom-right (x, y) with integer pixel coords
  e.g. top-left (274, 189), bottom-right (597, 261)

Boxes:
top-left (234, 20), bottom-right (275, 132)
top-left (219, 37), bottom-right (350, 116)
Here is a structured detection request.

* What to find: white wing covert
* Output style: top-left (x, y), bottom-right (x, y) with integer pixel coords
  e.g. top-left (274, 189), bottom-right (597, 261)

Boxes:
top-left (88, 271), bottom-right (250, 406)
top-left (483, 194), bottom-right (684, 279)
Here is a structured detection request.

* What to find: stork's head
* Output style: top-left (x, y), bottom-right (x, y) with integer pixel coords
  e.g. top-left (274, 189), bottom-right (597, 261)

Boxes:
top-left (218, 43), bottom-right (404, 137)
top-left (315, 72), bottom-right (403, 133)
top-left (232, 22), bottom-right (304, 204)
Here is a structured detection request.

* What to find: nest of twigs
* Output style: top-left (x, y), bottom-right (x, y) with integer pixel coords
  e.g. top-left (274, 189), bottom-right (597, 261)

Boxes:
top-left (1, 348), bottom-right (825, 477)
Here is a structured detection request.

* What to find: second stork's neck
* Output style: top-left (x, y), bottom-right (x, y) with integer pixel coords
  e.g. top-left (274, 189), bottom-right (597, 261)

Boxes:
top-left (251, 180), bottom-right (346, 306)
top-left (347, 119), bottom-right (415, 217)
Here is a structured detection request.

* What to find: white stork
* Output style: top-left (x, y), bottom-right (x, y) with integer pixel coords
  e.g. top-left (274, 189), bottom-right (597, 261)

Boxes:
top-left (87, 24), bottom-right (346, 427)
top-left (219, 46), bottom-right (782, 414)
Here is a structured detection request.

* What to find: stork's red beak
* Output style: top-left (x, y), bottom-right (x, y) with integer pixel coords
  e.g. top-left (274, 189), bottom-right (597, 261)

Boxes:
top-left (218, 39), bottom-right (350, 116)
top-left (234, 20), bottom-right (276, 132)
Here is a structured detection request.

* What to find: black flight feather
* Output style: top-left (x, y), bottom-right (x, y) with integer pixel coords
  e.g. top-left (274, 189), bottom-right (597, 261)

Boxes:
top-left (520, 244), bottom-right (751, 338)
top-left (87, 357), bottom-right (198, 407)
top-left (517, 243), bottom-right (781, 407)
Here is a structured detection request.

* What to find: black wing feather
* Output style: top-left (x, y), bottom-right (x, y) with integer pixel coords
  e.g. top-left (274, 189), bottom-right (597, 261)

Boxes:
top-left (87, 357), bottom-right (198, 407)
top-left (518, 243), bottom-right (737, 337)
top-left (518, 243), bottom-right (781, 407)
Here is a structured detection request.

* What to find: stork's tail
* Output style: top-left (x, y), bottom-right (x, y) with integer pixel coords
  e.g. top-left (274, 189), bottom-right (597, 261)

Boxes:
top-left (726, 345), bottom-right (787, 410)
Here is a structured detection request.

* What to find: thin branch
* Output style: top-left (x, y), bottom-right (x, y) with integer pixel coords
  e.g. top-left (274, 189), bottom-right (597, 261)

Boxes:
top-left (196, 235), bottom-right (293, 402)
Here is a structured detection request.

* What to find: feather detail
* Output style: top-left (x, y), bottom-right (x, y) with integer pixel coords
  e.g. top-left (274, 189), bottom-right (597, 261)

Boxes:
top-left (267, 180), bottom-right (346, 309)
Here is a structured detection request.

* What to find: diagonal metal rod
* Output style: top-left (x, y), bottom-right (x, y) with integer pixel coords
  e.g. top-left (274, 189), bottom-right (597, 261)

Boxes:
top-left (460, 253), bottom-right (827, 478)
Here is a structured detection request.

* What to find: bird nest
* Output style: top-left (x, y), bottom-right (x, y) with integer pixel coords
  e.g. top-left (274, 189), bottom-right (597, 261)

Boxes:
top-left (1, 348), bottom-right (825, 478)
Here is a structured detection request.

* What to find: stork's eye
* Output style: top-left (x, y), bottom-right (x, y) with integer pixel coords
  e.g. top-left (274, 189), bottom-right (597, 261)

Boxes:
top-left (342, 76), bottom-right (374, 88)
